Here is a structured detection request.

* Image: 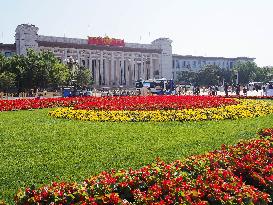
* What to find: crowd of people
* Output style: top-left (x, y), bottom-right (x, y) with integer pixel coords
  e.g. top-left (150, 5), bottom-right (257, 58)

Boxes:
top-left (1, 82), bottom-right (273, 100)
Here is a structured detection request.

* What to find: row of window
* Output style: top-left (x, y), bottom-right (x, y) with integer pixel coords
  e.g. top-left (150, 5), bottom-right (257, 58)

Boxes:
top-left (172, 59), bottom-right (234, 69)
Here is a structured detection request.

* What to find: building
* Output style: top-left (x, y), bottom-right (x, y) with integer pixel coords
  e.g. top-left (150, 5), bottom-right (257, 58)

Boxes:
top-left (13, 24), bottom-right (173, 87)
top-left (172, 54), bottom-right (255, 80)
top-left (0, 43), bottom-right (16, 57)
top-left (0, 24), bottom-right (254, 87)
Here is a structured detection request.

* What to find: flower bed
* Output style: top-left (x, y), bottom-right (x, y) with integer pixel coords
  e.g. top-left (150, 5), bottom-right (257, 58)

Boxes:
top-left (14, 128), bottom-right (273, 204)
top-left (0, 97), bottom-right (95, 111)
top-left (226, 95), bottom-right (273, 100)
top-left (73, 96), bottom-right (238, 111)
top-left (0, 96), bottom-right (237, 112)
top-left (49, 100), bottom-right (273, 122)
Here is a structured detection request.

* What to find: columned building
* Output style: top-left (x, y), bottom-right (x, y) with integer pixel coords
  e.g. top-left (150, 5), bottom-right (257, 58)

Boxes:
top-left (0, 24), bottom-right (255, 86)
top-left (12, 24), bottom-right (173, 87)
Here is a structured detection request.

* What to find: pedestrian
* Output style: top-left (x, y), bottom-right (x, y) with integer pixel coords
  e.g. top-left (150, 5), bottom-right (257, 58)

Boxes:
top-left (224, 83), bottom-right (228, 97)
top-left (262, 85), bottom-right (266, 96)
top-left (236, 84), bottom-right (240, 96)
top-left (243, 86), bottom-right (247, 96)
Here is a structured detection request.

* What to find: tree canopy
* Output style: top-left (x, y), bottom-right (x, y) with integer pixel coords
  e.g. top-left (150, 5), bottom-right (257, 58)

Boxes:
top-left (0, 50), bottom-right (93, 92)
top-left (176, 62), bottom-right (273, 86)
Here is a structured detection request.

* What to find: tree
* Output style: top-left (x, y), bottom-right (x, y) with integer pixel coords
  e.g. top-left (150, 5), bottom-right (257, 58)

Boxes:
top-left (0, 71), bottom-right (16, 92)
top-left (66, 58), bottom-right (93, 88)
top-left (0, 54), bottom-right (6, 72)
top-left (218, 68), bottom-right (233, 85)
top-left (253, 66), bottom-right (273, 83)
top-left (176, 65), bottom-right (233, 86)
top-left (0, 49), bottom-right (71, 91)
top-left (232, 62), bottom-right (257, 85)
top-left (75, 66), bottom-right (93, 88)
top-left (196, 65), bottom-right (221, 86)
top-left (176, 71), bottom-right (197, 84)
top-left (48, 62), bottom-right (70, 89)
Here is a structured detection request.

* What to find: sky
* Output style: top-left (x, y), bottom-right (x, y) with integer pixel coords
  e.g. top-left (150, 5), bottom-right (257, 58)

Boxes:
top-left (0, 0), bottom-right (273, 66)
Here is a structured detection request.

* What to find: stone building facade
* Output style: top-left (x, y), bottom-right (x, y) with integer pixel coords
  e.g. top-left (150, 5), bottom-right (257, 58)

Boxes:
top-left (172, 54), bottom-right (255, 80)
top-left (0, 43), bottom-right (16, 57)
top-left (0, 24), bottom-right (254, 87)
top-left (12, 24), bottom-right (173, 87)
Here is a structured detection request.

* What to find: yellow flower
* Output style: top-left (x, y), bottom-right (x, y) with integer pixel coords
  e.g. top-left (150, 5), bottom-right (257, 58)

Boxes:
top-left (48, 100), bottom-right (273, 122)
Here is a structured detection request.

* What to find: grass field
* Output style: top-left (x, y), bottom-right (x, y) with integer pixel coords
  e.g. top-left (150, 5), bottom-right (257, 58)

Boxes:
top-left (1, 109), bottom-right (273, 203)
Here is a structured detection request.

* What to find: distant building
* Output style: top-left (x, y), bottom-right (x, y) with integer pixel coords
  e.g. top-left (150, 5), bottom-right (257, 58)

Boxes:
top-left (172, 54), bottom-right (255, 80)
top-left (0, 24), bottom-right (254, 86)
top-left (0, 43), bottom-right (16, 57)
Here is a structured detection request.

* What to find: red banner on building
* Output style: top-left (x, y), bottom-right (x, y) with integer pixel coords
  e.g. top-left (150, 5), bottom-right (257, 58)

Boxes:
top-left (88, 36), bottom-right (125, 47)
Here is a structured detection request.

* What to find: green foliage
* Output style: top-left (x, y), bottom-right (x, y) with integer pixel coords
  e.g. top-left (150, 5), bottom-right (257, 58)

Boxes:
top-left (76, 67), bottom-right (93, 87)
top-left (66, 59), bottom-right (93, 88)
top-left (196, 65), bottom-right (221, 86)
top-left (0, 109), bottom-right (273, 203)
top-left (233, 61), bottom-right (258, 85)
top-left (176, 65), bottom-right (233, 86)
top-left (0, 71), bottom-right (16, 91)
top-left (253, 66), bottom-right (273, 82)
top-left (0, 49), bottom-right (70, 91)
top-left (176, 62), bottom-right (273, 86)
top-left (176, 70), bottom-right (197, 84)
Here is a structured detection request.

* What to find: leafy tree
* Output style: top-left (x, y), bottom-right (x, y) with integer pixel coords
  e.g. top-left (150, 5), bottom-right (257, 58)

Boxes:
top-left (176, 71), bottom-right (197, 84)
top-left (66, 58), bottom-right (93, 88)
top-left (48, 62), bottom-right (70, 89)
top-left (253, 66), bottom-right (273, 83)
top-left (0, 49), bottom-right (71, 91)
top-left (0, 54), bottom-right (6, 72)
top-left (0, 71), bottom-right (16, 92)
top-left (233, 61), bottom-right (257, 85)
top-left (218, 68), bottom-right (233, 85)
top-left (75, 66), bottom-right (93, 88)
top-left (196, 65), bottom-right (221, 86)
top-left (176, 65), bottom-right (234, 86)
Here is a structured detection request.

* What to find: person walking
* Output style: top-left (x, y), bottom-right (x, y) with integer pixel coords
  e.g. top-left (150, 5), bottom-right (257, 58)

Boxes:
top-left (224, 83), bottom-right (229, 97)
top-left (243, 86), bottom-right (248, 96)
top-left (236, 84), bottom-right (240, 96)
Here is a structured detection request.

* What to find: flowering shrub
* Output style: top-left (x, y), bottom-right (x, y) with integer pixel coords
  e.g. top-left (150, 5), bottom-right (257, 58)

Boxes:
top-left (73, 96), bottom-right (238, 111)
top-left (14, 128), bottom-right (273, 204)
top-left (49, 100), bottom-right (273, 122)
top-left (226, 95), bottom-right (273, 100)
top-left (0, 97), bottom-right (95, 111)
top-left (0, 96), bottom-right (238, 112)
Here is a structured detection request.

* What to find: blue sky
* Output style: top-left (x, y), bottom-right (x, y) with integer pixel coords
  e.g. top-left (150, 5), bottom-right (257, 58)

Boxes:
top-left (1, 0), bottom-right (273, 66)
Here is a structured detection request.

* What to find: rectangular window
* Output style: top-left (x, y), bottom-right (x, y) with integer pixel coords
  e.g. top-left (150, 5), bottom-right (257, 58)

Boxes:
top-left (230, 62), bottom-right (234, 68)
top-left (4, 52), bottom-right (11, 57)
top-left (193, 61), bottom-right (196, 68)
top-left (176, 60), bottom-right (180, 68)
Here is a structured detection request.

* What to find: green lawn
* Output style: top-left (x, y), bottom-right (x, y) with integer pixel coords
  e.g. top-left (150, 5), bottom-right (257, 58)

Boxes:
top-left (1, 109), bottom-right (273, 203)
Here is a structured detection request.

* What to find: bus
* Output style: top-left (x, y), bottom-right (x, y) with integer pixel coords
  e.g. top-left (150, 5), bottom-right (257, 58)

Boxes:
top-left (135, 78), bottom-right (175, 95)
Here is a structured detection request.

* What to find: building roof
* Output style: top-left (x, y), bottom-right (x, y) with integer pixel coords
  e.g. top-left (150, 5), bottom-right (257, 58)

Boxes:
top-left (37, 41), bottom-right (162, 54)
top-left (0, 43), bottom-right (16, 51)
top-left (172, 54), bottom-right (255, 61)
